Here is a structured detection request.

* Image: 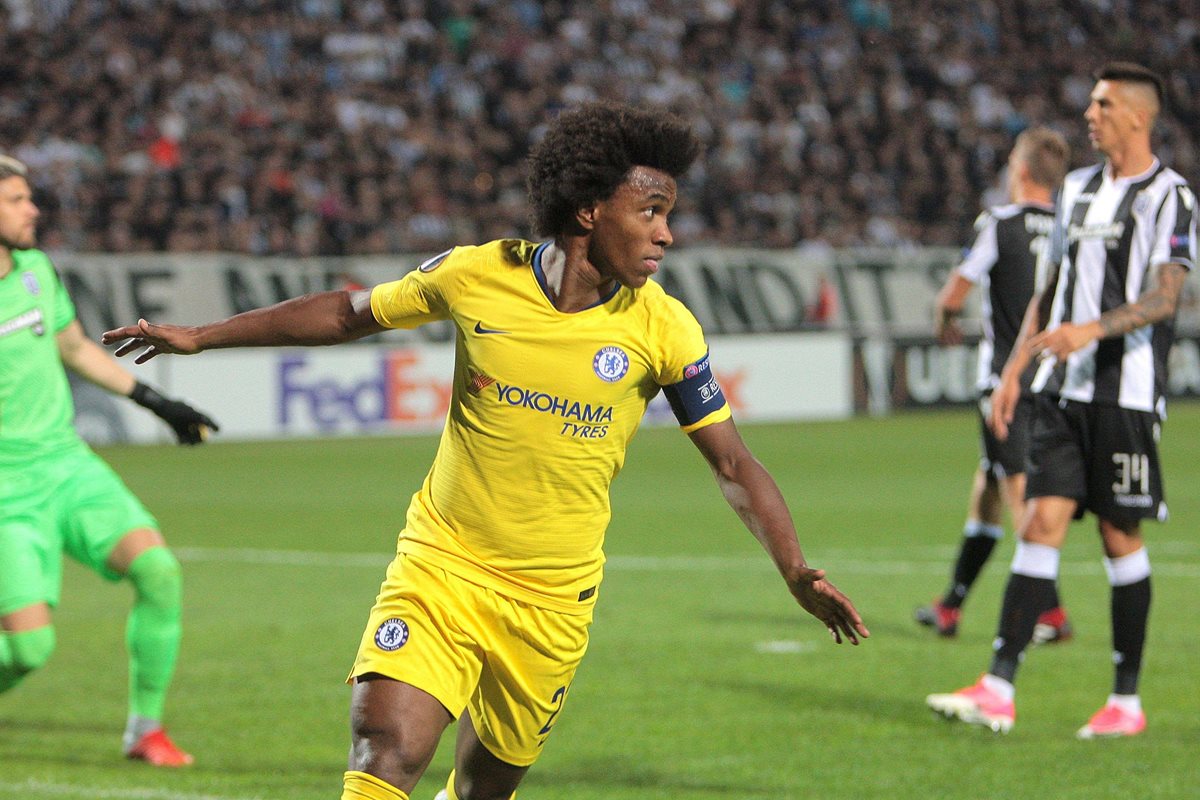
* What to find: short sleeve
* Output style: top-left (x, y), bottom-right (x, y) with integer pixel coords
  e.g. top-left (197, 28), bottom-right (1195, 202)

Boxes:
top-left (651, 295), bottom-right (731, 432)
top-left (370, 248), bottom-right (456, 329)
top-left (1153, 184), bottom-right (1197, 271)
top-left (956, 211), bottom-right (998, 284)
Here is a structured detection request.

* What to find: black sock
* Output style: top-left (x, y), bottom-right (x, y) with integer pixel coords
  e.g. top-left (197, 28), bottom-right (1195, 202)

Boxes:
top-left (1111, 577), bottom-right (1151, 695)
top-left (1047, 582), bottom-right (1062, 611)
top-left (988, 573), bottom-right (1058, 683)
top-left (943, 535), bottom-right (999, 609)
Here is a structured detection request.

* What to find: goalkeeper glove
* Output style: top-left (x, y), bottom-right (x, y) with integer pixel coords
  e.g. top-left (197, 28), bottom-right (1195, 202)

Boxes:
top-left (130, 381), bottom-right (219, 445)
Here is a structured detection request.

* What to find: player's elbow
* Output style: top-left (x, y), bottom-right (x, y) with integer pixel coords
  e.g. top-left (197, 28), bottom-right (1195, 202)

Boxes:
top-left (331, 292), bottom-right (383, 343)
top-left (706, 447), bottom-right (763, 489)
top-left (1137, 291), bottom-right (1179, 328)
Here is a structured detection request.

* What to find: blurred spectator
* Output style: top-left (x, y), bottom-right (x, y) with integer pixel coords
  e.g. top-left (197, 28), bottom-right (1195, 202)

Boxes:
top-left (1, 0), bottom-right (1196, 255)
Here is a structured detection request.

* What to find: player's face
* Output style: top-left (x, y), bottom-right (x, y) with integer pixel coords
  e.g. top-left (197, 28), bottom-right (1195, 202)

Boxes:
top-left (1084, 80), bottom-right (1140, 157)
top-left (0, 176), bottom-right (39, 251)
top-left (586, 166), bottom-right (676, 289)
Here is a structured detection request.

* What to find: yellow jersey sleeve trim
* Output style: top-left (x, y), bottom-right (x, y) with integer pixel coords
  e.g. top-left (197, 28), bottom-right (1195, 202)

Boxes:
top-left (368, 284), bottom-right (389, 326)
top-left (678, 402), bottom-right (732, 434)
top-left (369, 270), bottom-right (449, 329)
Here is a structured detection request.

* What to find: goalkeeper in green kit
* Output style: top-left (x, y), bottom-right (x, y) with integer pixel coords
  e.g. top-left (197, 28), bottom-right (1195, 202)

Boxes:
top-left (0, 155), bottom-right (217, 766)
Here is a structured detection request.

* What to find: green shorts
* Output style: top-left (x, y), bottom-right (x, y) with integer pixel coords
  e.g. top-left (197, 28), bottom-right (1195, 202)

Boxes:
top-left (0, 445), bottom-right (158, 615)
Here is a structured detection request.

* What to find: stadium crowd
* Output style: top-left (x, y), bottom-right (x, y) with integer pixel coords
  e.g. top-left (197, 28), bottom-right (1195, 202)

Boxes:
top-left (2, 0), bottom-right (1197, 256)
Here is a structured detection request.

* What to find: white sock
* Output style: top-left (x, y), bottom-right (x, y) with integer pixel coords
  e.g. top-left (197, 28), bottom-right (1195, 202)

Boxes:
top-left (965, 519), bottom-right (1004, 540)
top-left (123, 714), bottom-right (160, 751)
top-left (1103, 548), bottom-right (1151, 586)
top-left (1011, 540), bottom-right (1060, 579)
top-left (1108, 693), bottom-right (1142, 714)
top-left (982, 673), bottom-right (1015, 702)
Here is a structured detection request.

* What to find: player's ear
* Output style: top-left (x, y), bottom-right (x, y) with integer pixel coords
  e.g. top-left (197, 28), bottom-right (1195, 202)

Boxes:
top-left (1123, 84), bottom-right (1157, 132)
top-left (575, 204), bottom-right (599, 232)
top-left (1132, 104), bottom-right (1153, 132)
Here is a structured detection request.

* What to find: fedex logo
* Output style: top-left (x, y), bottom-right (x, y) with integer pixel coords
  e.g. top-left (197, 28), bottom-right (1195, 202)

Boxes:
top-left (278, 350), bottom-right (451, 432)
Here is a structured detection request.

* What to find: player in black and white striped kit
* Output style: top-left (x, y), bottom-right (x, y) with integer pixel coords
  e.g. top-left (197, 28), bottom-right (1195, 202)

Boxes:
top-left (916, 128), bottom-right (1073, 642)
top-left (928, 62), bottom-right (1197, 738)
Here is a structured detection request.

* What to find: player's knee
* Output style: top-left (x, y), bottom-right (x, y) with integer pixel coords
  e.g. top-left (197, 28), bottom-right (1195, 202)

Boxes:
top-left (1019, 519), bottom-right (1059, 546)
top-left (349, 722), bottom-right (437, 788)
top-left (4, 625), bottom-right (56, 677)
top-left (125, 546), bottom-right (183, 610)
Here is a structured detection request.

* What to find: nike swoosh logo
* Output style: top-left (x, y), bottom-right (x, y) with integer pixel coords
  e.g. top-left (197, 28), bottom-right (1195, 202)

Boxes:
top-left (473, 321), bottom-right (510, 335)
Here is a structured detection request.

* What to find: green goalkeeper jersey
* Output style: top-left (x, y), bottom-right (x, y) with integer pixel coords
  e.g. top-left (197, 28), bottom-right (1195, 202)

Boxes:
top-left (0, 249), bottom-right (80, 465)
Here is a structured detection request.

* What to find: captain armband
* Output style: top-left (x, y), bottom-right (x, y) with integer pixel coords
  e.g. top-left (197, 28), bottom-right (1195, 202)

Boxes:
top-left (661, 351), bottom-right (727, 427)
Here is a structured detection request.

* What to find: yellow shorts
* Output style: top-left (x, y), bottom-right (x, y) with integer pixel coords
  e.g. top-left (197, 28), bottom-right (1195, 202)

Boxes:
top-left (349, 552), bottom-right (593, 766)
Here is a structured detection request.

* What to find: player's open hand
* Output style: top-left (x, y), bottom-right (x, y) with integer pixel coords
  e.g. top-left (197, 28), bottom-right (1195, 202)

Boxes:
top-left (787, 566), bottom-right (870, 645)
top-left (988, 376), bottom-right (1020, 441)
top-left (1028, 321), bottom-right (1101, 360)
top-left (102, 319), bottom-right (202, 364)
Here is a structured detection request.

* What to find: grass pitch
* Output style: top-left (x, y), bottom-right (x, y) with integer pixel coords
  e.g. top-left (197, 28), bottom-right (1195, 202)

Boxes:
top-left (2, 405), bottom-right (1198, 799)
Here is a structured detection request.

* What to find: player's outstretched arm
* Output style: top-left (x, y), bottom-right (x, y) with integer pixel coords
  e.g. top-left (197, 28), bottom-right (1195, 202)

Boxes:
top-left (101, 289), bottom-right (385, 364)
top-left (57, 320), bottom-right (219, 444)
top-left (687, 419), bottom-right (869, 645)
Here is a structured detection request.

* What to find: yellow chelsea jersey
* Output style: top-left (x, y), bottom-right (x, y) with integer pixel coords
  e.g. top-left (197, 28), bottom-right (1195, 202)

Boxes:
top-left (370, 239), bottom-right (730, 612)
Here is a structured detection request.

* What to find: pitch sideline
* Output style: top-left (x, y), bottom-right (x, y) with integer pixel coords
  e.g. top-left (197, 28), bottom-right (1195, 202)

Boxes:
top-left (171, 545), bottom-right (1200, 577)
top-left (0, 778), bottom-right (264, 800)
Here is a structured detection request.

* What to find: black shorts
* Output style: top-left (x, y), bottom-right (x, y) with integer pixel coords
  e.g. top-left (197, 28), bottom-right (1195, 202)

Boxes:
top-left (978, 392), bottom-right (1032, 478)
top-left (1025, 395), bottom-right (1167, 523)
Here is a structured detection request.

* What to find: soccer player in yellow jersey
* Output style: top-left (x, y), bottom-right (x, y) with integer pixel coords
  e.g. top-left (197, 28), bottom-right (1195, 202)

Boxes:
top-left (104, 103), bottom-right (870, 800)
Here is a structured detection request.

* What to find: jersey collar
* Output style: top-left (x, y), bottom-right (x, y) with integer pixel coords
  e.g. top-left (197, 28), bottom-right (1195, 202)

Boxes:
top-left (1104, 157), bottom-right (1160, 186)
top-left (531, 241), bottom-right (622, 311)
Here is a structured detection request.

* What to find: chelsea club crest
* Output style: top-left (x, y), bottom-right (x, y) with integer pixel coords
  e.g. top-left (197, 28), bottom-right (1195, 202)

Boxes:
top-left (374, 618), bottom-right (410, 651)
top-left (592, 346), bottom-right (630, 383)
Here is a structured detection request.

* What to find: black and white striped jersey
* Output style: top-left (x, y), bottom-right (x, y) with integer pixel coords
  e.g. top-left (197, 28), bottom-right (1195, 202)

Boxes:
top-left (958, 202), bottom-right (1056, 393)
top-left (1033, 159), bottom-right (1198, 413)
